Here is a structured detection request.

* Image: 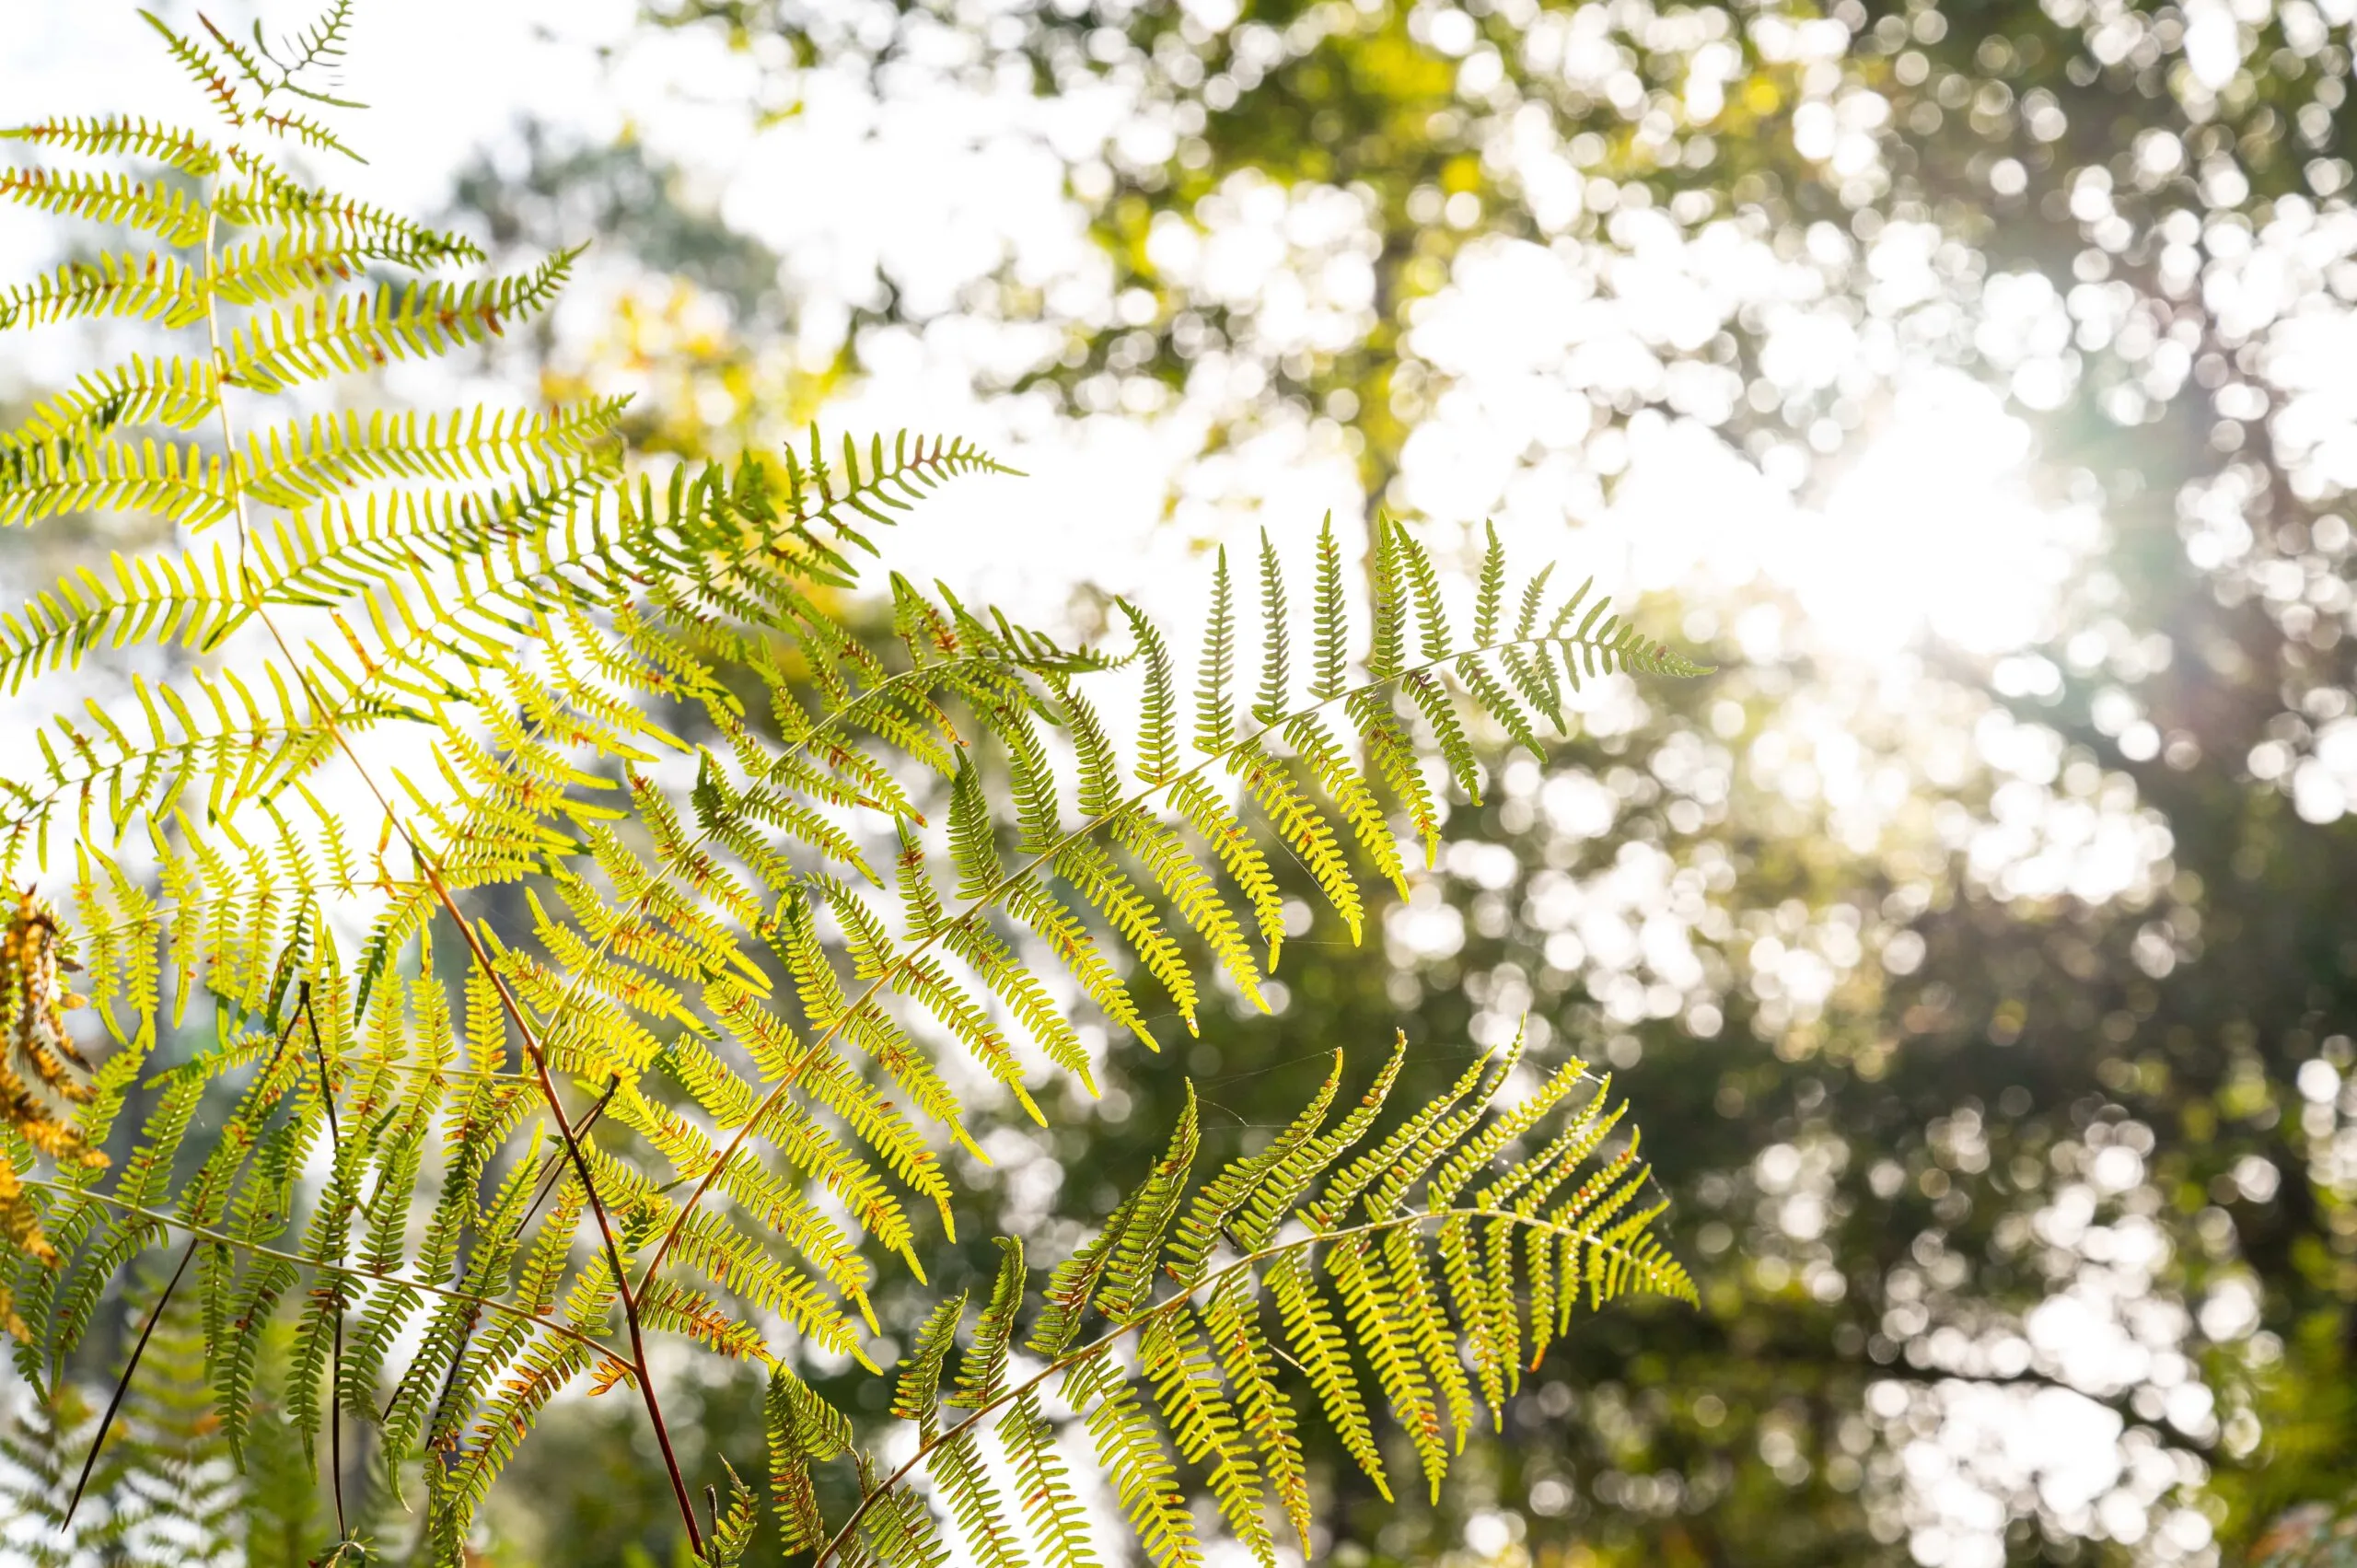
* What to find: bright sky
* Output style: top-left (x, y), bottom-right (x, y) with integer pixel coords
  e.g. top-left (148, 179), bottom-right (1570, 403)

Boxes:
top-left (0, 0), bottom-right (2096, 665)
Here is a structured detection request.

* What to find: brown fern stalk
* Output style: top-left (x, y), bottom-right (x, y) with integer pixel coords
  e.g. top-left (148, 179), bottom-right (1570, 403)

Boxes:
top-left (188, 100), bottom-right (711, 1554)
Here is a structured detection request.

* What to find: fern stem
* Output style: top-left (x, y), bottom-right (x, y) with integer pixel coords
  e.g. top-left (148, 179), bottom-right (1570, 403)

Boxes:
top-left (401, 849), bottom-right (710, 1557)
top-left (63, 1233), bottom-right (198, 1528)
top-left (307, 981), bottom-right (348, 1542)
top-left (191, 131), bottom-right (709, 1555)
top-left (17, 1179), bottom-right (636, 1383)
top-left (809, 1202), bottom-right (1682, 1568)
top-left (635, 624), bottom-right (1646, 1295)
top-left (519, 1071), bottom-right (621, 1228)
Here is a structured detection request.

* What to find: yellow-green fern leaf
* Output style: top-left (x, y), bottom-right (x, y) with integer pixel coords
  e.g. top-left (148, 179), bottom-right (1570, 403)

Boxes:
top-left (0, 115), bottom-right (217, 176)
top-left (0, 435), bottom-right (232, 530)
top-left (1143, 1307), bottom-right (1272, 1564)
top-left (213, 157), bottom-right (484, 264)
top-left (0, 355), bottom-right (218, 447)
top-left (236, 401), bottom-right (624, 508)
top-left (0, 540), bottom-right (244, 692)
top-left (218, 250), bottom-right (577, 394)
top-left (0, 251), bottom-right (207, 332)
top-left (1109, 807), bottom-right (1266, 1011)
top-left (0, 167), bottom-right (207, 245)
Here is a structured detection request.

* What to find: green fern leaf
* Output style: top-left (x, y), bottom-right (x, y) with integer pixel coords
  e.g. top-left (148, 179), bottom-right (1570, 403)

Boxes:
top-left (1309, 515), bottom-right (1348, 701)
top-left (1252, 529), bottom-right (1292, 724)
top-left (1194, 548), bottom-right (1237, 754)
top-left (767, 1365), bottom-right (852, 1551)
top-left (1122, 602), bottom-right (1180, 786)
top-left (0, 167), bottom-right (207, 245)
top-left (1472, 522), bottom-right (1507, 646)
top-left (217, 250), bottom-right (576, 394)
top-left (0, 115), bottom-right (217, 175)
top-left (0, 252), bottom-right (207, 332)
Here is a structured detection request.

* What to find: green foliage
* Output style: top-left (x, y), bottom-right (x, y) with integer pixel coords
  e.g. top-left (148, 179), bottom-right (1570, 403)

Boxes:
top-left (0, 6), bottom-right (1703, 1562)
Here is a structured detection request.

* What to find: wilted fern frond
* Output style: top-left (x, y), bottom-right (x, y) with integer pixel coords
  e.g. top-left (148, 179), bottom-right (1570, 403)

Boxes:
top-left (0, 6), bottom-right (1710, 1561)
top-left (2, 887), bottom-right (110, 1336)
top-left (763, 1033), bottom-right (1690, 1568)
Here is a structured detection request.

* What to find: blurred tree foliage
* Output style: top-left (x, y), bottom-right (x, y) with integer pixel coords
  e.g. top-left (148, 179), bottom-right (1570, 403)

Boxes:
top-left (445, 124), bottom-right (840, 459)
top-left (447, 0), bottom-right (2357, 1562)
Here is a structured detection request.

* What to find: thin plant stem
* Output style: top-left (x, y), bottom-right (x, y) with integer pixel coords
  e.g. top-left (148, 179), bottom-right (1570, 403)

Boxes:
top-left (306, 981), bottom-right (348, 1541)
top-left (62, 1234), bottom-right (198, 1528)
top-left (193, 147), bottom-right (708, 1556)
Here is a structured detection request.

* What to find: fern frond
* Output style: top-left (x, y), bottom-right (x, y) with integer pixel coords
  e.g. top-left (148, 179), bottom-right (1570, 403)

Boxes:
top-left (0, 166), bottom-right (207, 248)
top-left (767, 1365), bottom-right (852, 1550)
top-left (1122, 602), bottom-right (1180, 786)
top-left (0, 17), bottom-right (1718, 1547)
top-left (214, 156), bottom-right (482, 264)
top-left (1310, 515), bottom-right (1348, 701)
top-left (1, 671), bottom-right (347, 870)
top-left (2, 542), bottom-right (243, 693)
top-left (139, 10), bottom-right (248, 125)
top-left (0, 115), bottom-right (217, 176)
top-left (785, 428), bottom-right (1022, 540)
top-left (1194, 548), bottom-right (1237, 754)
top-left (1472, 521), bottom-right (1507, 646)
top-left (1141, 1307), bottom-right (1271, 1562)
top-left (623, 509), bottom-right (1704, 1337)
top-left (254, 104), bottom-right (363, 163)
top-left (235, 401), bottom-right (625, 508)
top-left (262, 0), bottom-right (358, 81)
top-left (794, 1038), bottom-right (1689, 1567)
top-left (0, 432), bottom-right (231, 530)
top-left (1252, 529), bottom-right (1291, 724)
top-left (0, 252), bottom-right (207, 332)
top-left (0, 356), bottom-right (218, 448)
top-left (217, 250), bottom-right (577, 393)
top-left (213, 228), bottom-right (497, 305)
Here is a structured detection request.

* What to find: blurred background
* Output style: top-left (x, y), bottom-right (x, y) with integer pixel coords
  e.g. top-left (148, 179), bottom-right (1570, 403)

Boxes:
top-left (8, 0), bottom-right (2357, 1564)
